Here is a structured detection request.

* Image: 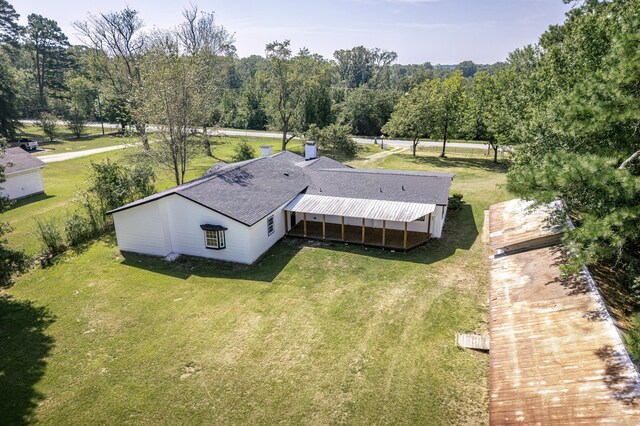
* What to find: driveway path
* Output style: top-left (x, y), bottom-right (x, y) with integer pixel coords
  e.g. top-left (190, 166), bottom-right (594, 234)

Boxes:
top-left (39, 144), bottom-right (135, 163)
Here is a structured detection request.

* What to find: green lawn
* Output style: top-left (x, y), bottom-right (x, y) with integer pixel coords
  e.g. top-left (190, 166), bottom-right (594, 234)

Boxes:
top-left (1, 150), bottom-right (508, 425)
top-left (17, 124), bottom-right (140, 156)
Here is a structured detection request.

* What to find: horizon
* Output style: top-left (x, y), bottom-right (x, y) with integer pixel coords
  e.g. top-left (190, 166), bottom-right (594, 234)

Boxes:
top-left (14, 0), bottom-right (572, 64)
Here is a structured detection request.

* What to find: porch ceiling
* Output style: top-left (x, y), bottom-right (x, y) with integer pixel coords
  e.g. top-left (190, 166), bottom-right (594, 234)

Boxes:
top-left (284, 194), bottom-right (435, 222)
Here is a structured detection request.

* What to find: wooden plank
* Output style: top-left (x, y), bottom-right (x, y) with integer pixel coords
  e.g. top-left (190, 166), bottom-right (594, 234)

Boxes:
top-left (382, 220), bottom-right (386, 246)
top-left (341, 216), bottom-right (345, 241)
top-left (456, 333), bottom-right (490, 351)
top-left (303, 212), bottom-right (307, 237)
top-left (322, 214), bottom-right (326, 239)
top-left (403, 222), bottom-right (408, 249)
top-left (361, 218), bottom-right (365, 243)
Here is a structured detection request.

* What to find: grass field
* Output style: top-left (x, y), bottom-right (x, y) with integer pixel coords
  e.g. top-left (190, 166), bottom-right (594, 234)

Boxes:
top-left (17, 124), bottom-right (141, 156)
top-left (1, 149), bottom-right (509, 425)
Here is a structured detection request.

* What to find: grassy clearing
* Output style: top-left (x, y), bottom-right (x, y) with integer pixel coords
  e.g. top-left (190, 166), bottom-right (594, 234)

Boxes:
top-left (17, 124), bottom-right (139, 156)
top-left (1, 150), bottom-right (509, 424)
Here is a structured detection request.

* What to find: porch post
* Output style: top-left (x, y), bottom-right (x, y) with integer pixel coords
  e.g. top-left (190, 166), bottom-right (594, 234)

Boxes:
top-left (322, 214), bottom-right (326, 240)
top-left (362, 218), bottom-right (365, 243)
top-left (427, 212), bottom-right (432, 236)
top-left (341, 216), bottom-right (345, 241)
top-left (382, 220), bottom-right (386, 246)
top-left (284, 211), bottom-right (289, 233)
top-left (303, 212), bottom-right (307, 237)
top-left (403, 222), bottom-right (408, 249)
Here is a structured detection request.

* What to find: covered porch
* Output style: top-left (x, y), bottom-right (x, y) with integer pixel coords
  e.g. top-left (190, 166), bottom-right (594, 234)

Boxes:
top-left (283, 194), bottom-right (434, 251)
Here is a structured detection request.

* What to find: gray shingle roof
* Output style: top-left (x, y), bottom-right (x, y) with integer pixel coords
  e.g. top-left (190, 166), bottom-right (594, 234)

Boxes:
top-left (109, 152), bottom-right (454, 225)
top-left (0, 147), bottom-right (46, 174)
top-left (304, 168), bottom-right (453, 205)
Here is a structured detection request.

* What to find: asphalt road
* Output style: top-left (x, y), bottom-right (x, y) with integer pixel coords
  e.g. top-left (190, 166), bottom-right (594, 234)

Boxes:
top-left (22, 120), bottom-right (490, 164)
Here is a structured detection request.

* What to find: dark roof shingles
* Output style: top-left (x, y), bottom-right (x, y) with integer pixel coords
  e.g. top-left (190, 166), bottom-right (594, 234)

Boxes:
top-left (0, 147), bottom-right (46, 174)
top-left (110, 152), bottom-right (454, 224)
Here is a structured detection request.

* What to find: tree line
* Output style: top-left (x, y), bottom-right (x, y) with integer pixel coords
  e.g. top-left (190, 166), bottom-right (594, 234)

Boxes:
top-left (0, 1), bottom-right (501, 152)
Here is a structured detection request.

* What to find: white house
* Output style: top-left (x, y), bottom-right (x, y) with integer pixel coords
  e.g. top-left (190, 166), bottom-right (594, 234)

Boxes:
top-left (0, 147), bottom-right (46, 200)
top-left (109, 145), bottom-right (454, 264)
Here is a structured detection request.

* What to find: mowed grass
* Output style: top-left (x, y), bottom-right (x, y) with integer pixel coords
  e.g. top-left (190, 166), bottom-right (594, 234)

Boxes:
top-left (1, 149), bottom-right (508, 425)
top-left (17, 125), bottom-right (137, 155)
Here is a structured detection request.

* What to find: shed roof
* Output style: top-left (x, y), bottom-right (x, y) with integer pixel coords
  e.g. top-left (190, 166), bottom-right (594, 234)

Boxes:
top-left (284, 194), bottom-right (435, 222)
top-left (0, 147), bottom-right (46, 175)
top-left (488, 199), bottom-right (640, 424)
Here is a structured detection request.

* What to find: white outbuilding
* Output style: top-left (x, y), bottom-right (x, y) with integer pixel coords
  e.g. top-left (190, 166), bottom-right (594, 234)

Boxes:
top-left (0, 147), bottom-right (46, 200)
top-left (109, 147), bottom-right (454, 264)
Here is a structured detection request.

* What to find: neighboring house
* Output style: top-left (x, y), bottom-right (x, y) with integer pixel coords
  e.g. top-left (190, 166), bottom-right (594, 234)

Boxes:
top-left (0, 147), bottom-right (46, 200)
top-left (109, 145), bottom-right (454, 264)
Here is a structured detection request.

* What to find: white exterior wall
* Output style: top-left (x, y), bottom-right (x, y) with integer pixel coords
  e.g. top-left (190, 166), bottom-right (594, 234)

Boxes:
top-left (1, 169), bottom-right (44, 200)
top-left (247, 201), bottom-right (290, 263)
top-left (113, 200), bottom-right (172, 257)
top-left (113, 194), bottom-right (290, 264)
top-left (431, 205), bottom-right (447, 238)
top-left (163, 196), bottom-right (254, 264)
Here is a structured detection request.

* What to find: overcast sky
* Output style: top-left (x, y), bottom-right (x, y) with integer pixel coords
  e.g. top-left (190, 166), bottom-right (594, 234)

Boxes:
top-left (14, 0), bottom-right (572, 64)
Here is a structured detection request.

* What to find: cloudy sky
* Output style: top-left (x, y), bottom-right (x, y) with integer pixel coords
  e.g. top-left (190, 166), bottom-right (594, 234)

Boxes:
top-left (14, 0), bottom-right (572, 64)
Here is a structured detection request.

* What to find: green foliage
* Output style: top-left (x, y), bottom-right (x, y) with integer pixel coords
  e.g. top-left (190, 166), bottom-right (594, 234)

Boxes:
top-left (333, 46), bottom-right (398, 89)
top-left (64, 109), bottom-right (86, 139)
top-left (34, 217), bottom-right (66, 257)
top-left (448, 193), bottom-right (464, 211)
top-left (455, 60), bottom-right (478, 78)
top-left (0, 54), bottom-right (19, 140)
top-left (382, 81), bottom-right (432, 155)
top-left (383, 70), bottom-right (466, 156)
top-left (25, 14), bottom-right (70, 110)
top-left (508, 153), bottom-right (640, 272)
top-left (0, 138), bottom-right (29, 286)
top-left (625, 313), bottom-right (640, 363)
top-left (0, 0), bottom-right (21, 46)
top-left (232, 139), bottom-right (256, 162)
top-left (86, 160), bottom-right (156, 216)
top-left (305, 124), bottom-right (357, 160)
top-left (36, 112), bottom-right (57, 141)
top-left (339, 87), bottom-right (398, 136)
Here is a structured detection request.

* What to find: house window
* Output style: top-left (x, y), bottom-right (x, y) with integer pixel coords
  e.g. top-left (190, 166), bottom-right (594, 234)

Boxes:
top-left (200, 224), bottom-right (227, 250)
top-left (416, 215), bottom-right (426, 222)
top-left (267, 216), bottom-right (274, 236)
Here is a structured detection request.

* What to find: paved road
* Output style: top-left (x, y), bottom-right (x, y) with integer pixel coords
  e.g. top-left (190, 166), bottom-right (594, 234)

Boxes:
top-left (22, 120), bottom-right (489, 151)
top-left (23, 120), bottom-right (490, 164)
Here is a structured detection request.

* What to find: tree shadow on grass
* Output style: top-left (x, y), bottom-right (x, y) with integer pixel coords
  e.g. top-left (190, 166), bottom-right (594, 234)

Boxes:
top-left (119, 204), bottom-right (478, 282)
top-left (399, 152), bottom-right (510, 174)
top-left (0, 296), bottom-right (55, 425)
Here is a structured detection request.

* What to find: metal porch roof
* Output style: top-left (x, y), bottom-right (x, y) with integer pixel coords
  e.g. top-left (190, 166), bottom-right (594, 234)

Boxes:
top-left (284, 194), bottom-right (436, 222)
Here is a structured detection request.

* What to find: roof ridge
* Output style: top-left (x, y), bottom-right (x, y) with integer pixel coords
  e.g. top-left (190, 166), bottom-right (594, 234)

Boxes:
top-left (318, 167), bottom-right (454, 177)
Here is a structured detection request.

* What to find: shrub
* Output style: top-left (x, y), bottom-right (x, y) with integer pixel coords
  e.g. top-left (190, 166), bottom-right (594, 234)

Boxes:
top-left (64, 211), bottom-right (93, 247)
top-left (232, 139), bottom-right (256, 162)
top-left (35, 218), bottom-right (66, 257)
top-left (65, 109), bottom-right (87, 139)
top-left (306, 124), bottom-right (357, 160)
top-left (36, 112), bottom-right (58, 142)
top-left (448, 193), bottom-right (464, 211)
